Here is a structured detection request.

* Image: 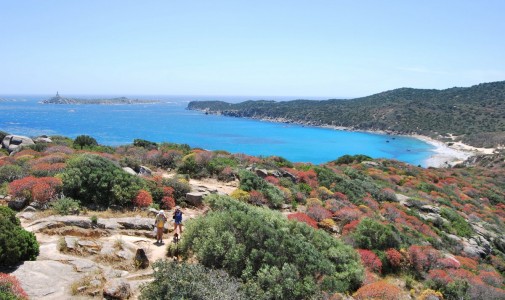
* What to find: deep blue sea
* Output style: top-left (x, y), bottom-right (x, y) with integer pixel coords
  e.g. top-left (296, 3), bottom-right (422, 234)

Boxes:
top-left (0, 95), bottom-right (434, 166)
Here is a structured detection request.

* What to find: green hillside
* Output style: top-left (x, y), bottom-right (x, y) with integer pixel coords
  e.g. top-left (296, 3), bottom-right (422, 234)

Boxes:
top-left (188, 81), bottom-right (505, 147)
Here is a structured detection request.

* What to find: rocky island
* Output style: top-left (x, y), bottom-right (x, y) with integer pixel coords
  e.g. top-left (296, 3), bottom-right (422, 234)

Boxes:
top-left (41, 92), bottom-right (160, 105)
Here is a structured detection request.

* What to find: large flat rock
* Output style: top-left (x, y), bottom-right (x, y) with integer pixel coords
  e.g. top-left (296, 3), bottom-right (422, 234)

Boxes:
top-left (12, 260), bottom-right (83, 299)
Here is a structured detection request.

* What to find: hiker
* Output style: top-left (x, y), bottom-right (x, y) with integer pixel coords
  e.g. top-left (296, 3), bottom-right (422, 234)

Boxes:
top-left (154, 210), bottom-right (167, 244)
top-left (173, 206), bottom-right (183, 237)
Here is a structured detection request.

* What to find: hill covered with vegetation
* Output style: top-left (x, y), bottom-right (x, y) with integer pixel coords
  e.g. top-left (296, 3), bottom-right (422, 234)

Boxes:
top-left (188, 81), bottom-right (505, 148)
top-left (1, 134), bottom-right (505, 299)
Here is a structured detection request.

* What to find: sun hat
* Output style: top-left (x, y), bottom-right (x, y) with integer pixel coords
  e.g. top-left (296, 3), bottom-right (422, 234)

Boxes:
top-left (176, 206), bottom-right (181, 210)
top-left (159, 210), bottom-right (164, 214)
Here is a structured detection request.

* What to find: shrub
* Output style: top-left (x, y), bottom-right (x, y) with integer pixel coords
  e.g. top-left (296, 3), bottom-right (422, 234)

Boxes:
top-left (238, 170), bottom-right (267, 192)
top-left (0, 207), bottom-right (39, 266)
top-left (162, 177), bottom-right (191, 202)
top-left (408, 245), bottom-right (440, 274)
top-left (334, 154), bottom-right (372, 165)
top-left (62, 154), bottom-right (144, 208)
top-left (385, 248), bottom-right (404, 272)
top-left (440, 207), bottom-right (474, 237)
top-left (139, 261), bottom-right (249, 300)
top-left (134, 190), bottom-right (153, 208)
top-left (8, 176), bottom-right (62, 206)
top-left (307, 205), bottom-right (332, 222)
top-left (0, 273), bottom-right (28, 300)
top-left (0, 165), bottom-right (25, 183)
top-left (357, 249), bottom-right (382, 273)
top-left (287, 212), bottom-right (318, 229)
top-left (418, 289), bottom-right (443, 300)
top-left (179, 195), bottom-right (364, 298)
top-left (352, 218), bottom-right (400, 250)
top-left (353, 281), bottom-right (403, 300)
top-left (161, 187), bottom-right (176, 209)
top-left (51, 197), bottom-right (81, 215)
top-left (230, 189), bottom-right (250, 202)
top-left (133, 138), bottom-right (157, 149)
top-left (73, 135), bottom-right (98, 149)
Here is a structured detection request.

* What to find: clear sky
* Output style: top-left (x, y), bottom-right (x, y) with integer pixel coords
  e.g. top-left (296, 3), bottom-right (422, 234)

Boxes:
top-left (1, 0), bottom-right (504, 98)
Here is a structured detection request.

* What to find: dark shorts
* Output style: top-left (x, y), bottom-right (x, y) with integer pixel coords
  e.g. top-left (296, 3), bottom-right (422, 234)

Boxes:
top-left (175, 220), bottom-right (182, 225)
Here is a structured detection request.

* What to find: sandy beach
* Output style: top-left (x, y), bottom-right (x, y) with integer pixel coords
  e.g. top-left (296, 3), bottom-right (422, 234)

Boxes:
top-left (413, 135), bottom-right (496, 168)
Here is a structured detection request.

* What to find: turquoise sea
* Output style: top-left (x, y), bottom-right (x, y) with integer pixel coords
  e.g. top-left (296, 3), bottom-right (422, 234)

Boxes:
top-left (0, 95), bottom-right (435, 166)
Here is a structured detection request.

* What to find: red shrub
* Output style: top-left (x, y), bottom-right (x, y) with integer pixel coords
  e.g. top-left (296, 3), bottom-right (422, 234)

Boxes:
top-left (333, 191), bottom-right (348, 202)
top-left (0, 273), bottom-right (28, 299)
top-left (264, 176), bottom-right (280, 186)
top-left (334, 207), bottom-right (362, 225)
top-left (408, 245), bottom-right (440, 273)
top-left (478, 270), bottom-right (503, 288)
top-left (353, 281), bottom-right (403, 300)
top-left (342, 219), bottom-right (360, 235)
top-left (9, 176), bottom-right (61, 203)
top-left (249, 190), bottom-right (266, 205)
top-left (161, 186), bottom-right (175, 209)
top-left (436, 257), bottom-right (460, 269)
top-left (134, 190), bottom-right (153, 208)
top-left (358, 249), bottom-right (382, 273)
top-left (287, 212), bottom-right (318, 229)
top-left (306, 205), bottom-right (332, 222)
top-left (428, 269), bottom-right (453, 286)
top-left (386, 248), bottom-right (404, 270)
top-left (297, 169), bottom-right (318, 188)
top-left (454, 255), bottom-right (479, 271)
top-left (31, 162), bottom-right (66, 175)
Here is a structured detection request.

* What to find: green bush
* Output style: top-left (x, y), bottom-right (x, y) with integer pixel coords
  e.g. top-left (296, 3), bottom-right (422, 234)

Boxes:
top-left (139, 261), bottom-right (249, 300)
top-left (352, 218), bottom-right (400, 250)
top-left (440, 208), bottom-right (474, 237)
top-left (62, 154), bottom-right (145, 208)
top-left (0, 165), bottom-right (26, 184)
top-left (0, 207), bottom-right (39, 266)
top-left (133, 138), bottom-right (157, 149)
top-left (334, 154), bottom-right (372, 165)
top-left (238, 170), bottom-right (267, 192)
top-left (179, 195), bottom-right (364, 299)
top-left (73, 135), bottom-right (98, 149)
top-left (51, 197), bottom-right (81, 215)
top-left (162, 177), bottom-right (191, 202)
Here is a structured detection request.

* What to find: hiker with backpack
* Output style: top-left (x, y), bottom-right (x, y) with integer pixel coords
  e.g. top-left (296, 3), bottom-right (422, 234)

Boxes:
top-left (154, 210), bottom-right (167, 244)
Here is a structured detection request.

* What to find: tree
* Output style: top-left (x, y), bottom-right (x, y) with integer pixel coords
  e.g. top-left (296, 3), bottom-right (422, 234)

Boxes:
top-left (73, 135), bottom-right (98, 149)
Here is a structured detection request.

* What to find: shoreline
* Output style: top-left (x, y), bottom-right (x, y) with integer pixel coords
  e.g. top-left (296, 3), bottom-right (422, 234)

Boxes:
top-left (252, 116), bottom-right (496, 168)
top-left (194, 110), bottom-right (497, 168)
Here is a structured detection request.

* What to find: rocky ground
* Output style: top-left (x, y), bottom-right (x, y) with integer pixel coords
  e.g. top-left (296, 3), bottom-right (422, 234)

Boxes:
top-left (10, 177), bottom-right (238, 299)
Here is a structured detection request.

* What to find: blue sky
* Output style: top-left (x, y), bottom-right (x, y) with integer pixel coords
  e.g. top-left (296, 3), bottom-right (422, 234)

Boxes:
top-left (1, 1), bottom-right (504, 98)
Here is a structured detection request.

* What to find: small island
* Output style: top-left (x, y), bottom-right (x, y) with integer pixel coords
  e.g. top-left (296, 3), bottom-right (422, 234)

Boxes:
top-left (41, 92), bottom-right (160, 105)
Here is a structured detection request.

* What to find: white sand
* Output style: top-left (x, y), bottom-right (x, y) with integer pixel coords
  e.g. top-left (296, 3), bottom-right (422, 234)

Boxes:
top-left (412, 135), bottom-right (495, 168)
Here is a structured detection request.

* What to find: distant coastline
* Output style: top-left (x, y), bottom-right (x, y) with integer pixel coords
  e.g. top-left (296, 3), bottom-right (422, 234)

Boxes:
top-left (41, 92), bottom-right (159, 105)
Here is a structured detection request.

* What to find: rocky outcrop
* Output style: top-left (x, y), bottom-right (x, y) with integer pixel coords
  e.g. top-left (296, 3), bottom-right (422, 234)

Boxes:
top-left (34, 136), bottom-right (52, 143)
top-left (186, 192), bottom-right (206, 206)
top-left (1, 135), bottom-right (34, 153)
top-left (122, 167), bottom-right (137, 175)
top-left (139, 166), bottom-right (152, 176)
top-left (103, 278), bottom-right (131, 299)
top-left (12, 260), bottom-right (83, 299)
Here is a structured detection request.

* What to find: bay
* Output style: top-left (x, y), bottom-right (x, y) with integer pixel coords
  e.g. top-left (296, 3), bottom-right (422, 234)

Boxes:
top-left (0, 95), bottom-right (434, 166)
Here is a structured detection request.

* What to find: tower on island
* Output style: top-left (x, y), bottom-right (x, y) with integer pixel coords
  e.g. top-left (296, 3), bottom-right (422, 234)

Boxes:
top-left (56, 91), bottom-right (60, 97)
